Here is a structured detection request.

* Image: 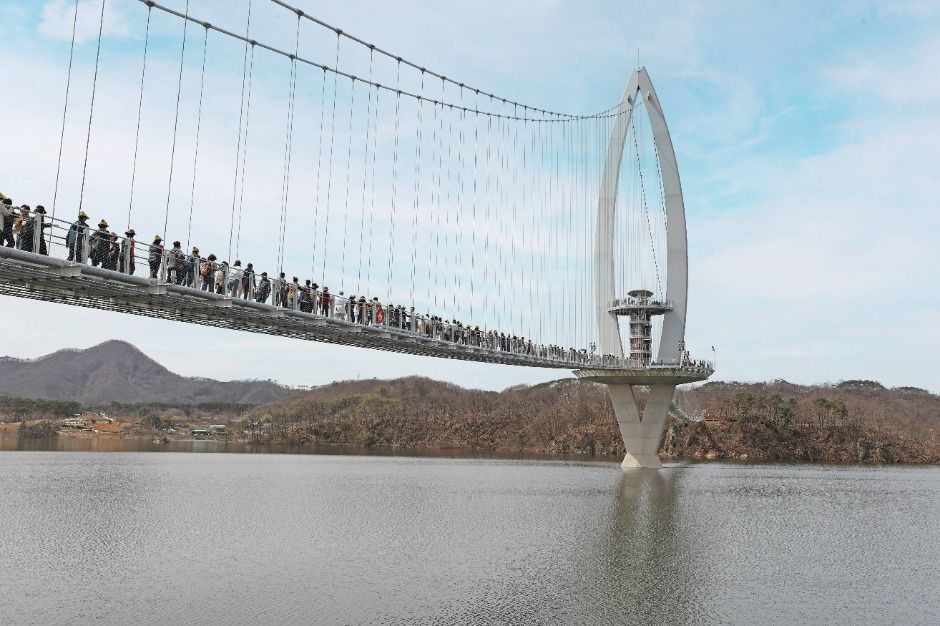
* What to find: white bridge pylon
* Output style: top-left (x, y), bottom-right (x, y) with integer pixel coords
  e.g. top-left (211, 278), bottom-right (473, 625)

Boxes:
top-left (575, 67), bottom-right (713, 470)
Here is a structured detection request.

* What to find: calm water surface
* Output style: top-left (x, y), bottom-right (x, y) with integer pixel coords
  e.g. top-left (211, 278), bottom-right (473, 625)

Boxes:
top-left (0, 451), bottom-right (937, 625)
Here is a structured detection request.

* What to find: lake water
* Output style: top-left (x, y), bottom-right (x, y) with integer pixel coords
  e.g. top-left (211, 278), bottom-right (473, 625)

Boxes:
top-left (0, 451), bottom-right (937, 625)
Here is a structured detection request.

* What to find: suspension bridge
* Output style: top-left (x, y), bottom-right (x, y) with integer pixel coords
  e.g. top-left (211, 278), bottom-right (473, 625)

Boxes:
top-left (0, 0), bottom-right (714, 468)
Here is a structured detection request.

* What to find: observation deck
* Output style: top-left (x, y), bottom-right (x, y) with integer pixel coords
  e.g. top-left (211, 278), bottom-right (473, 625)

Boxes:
top-left (607, 296), bottom-right (673, 316)
top-left (574, 362), bottom-right (713, 386)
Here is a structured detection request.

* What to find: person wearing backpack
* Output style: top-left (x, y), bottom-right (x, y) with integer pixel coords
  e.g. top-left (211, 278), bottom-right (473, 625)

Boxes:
top-left (200, 254), bottom-right (216, 291)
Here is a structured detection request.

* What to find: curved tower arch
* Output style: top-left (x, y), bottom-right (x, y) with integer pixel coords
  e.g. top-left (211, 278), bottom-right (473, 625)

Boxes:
top-left (595, 67), bottom-right (687, 363)
top-left (578, 66), bottom-right (711, 469)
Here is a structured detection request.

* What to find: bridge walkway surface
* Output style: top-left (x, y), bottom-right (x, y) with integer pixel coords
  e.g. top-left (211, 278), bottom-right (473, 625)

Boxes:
top-left (0, 245), bottom-right (712, 378)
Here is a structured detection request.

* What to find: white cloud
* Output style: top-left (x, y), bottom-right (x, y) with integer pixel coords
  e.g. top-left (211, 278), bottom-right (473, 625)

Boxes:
top-left (38, 0), bottom-right (131, 45)
top-left (3, 0), bottom-right (940, 393)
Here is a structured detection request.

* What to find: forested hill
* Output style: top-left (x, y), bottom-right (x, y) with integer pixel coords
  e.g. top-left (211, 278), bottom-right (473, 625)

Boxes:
top-left (250, 376), bottom-right (939, 463)
top-left (0, 341), bottom-right (287, 405)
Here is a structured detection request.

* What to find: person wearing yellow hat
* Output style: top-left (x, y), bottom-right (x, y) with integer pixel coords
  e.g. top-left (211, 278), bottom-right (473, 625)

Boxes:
top-left (89, 218), bottom-right (110, 267)
top-left (19, 205), bottom-right (50, 255)
top-left (66, 211), bottom-right (90, 262)
top-left (148, 235), bottom-right (164, 279)
top-left (183, 245), bottom-right (200, 287)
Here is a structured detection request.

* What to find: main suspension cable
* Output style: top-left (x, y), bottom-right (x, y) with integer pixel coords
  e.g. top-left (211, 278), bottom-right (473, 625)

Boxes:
top-left (137, 0), bottom-right (622, 124)
top-left (268, 0), bottom-right (615, 120)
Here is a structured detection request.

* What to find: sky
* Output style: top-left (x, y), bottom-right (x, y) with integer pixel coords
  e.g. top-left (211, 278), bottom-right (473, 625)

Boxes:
top-left (1, 0), bottom-right (938, 392)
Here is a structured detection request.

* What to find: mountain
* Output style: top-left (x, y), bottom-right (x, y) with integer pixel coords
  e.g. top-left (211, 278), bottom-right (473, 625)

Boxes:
top-left (0, 341), bottom-right (288, 405)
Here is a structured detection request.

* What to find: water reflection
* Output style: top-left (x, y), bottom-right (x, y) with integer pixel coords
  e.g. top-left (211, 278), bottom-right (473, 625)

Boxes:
top-left (0, 434), bottom-right (619, 463)
top-left (0, 452), bottom-right (937, 625)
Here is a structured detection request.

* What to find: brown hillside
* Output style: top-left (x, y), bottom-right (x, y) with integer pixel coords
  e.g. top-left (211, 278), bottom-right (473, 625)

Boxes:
top-left (251, 377), bottom-right (940, 463)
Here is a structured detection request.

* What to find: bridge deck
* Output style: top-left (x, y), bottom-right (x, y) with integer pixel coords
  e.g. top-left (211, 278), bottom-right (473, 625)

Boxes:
top-left (0, 246), bottom-right (619, 370)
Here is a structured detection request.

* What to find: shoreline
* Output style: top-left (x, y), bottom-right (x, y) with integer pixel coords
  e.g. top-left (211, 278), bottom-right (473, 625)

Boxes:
top-left (2, 431), bottom-right (937, 466)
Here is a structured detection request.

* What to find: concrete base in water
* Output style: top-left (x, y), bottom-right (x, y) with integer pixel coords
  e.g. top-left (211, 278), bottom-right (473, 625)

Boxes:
top-left (608, 383), bottom-right (676, 470)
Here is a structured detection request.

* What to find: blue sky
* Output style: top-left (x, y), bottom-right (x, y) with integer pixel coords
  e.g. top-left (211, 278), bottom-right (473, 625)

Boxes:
top-left (1, 0), bottom-right (938, 392)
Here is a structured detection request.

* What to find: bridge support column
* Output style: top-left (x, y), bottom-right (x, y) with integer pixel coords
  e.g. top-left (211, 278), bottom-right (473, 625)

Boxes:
top-left (608, 383), bottom-right (675, 469)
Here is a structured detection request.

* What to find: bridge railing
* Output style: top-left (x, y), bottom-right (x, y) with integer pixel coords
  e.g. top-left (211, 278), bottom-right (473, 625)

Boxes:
top-left (608, 296), bottom-right (674, 310)
top-left (2, 208), bottom-right (715, 373)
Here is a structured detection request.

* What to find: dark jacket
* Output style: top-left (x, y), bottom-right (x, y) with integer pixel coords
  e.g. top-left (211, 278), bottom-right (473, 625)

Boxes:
top-left (66, 220), bottom-right (88, 249)
top-left (148, 242), bottom-right (163, 266)
top-left (89, 227), bottom-right (110, 262)
top-left (255, 278), bottom-right (271, 303)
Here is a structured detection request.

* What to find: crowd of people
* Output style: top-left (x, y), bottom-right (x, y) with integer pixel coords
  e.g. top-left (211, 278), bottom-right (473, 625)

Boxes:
top-left (1, 193), bottom-right (713, 371)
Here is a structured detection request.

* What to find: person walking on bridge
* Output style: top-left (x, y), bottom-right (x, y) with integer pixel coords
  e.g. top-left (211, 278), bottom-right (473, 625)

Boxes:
top-left (215, 261), bottom-right (228, 295)
top-left (0, 197), bottom-right (15, 248)
top-left (166, 241), bottom-right (183, 284)
top-left (66, 211), bottom-right (90, 263)
top-left (18, 206), bottom-right (49, 255)
top-left (276, 272), bottom-right (288, 307)
top-left (89, 219), bottom-right (110, 266)
top-left (12, 206), bottom-right (30, 249)
top-left (228, 260), bottom-right (244, 298)
top-left (183, 246), bottom-right (199, 287)
top-left (148, 235), bottom-right (163, 279)
top-left (255, 271), bottom-right (270, 304)
top-left (200, 254), bottom-right (216, 291)
top-left (286, 277), bottom-right (299, 309)
top-left (120, 229), bottom-right (136, 275)
top-left (102, 232), bottom-right (119, 270)
top-left (242, 262), bottom-right (256, 299)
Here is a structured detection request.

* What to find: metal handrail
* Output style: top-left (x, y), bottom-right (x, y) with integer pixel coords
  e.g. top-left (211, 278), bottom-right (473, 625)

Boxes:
top-left (608, 296), bottom-right (673, 309)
